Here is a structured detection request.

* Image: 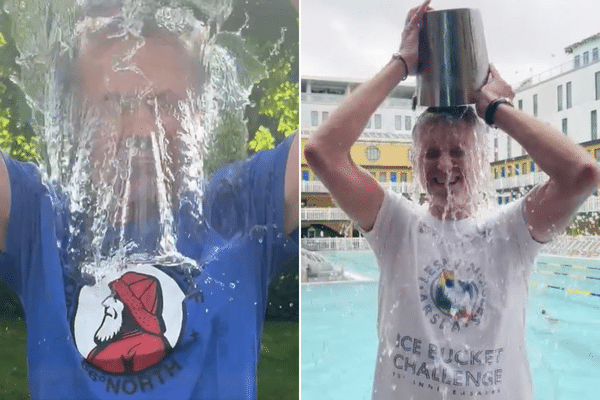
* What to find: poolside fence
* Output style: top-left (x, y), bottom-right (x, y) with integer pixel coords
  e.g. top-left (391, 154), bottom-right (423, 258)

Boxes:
top-left (301, 235), bottom-right (600, 258)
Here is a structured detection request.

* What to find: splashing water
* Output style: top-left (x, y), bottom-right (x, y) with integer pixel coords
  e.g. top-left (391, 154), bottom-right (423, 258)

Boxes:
top-left (5, 0), bottom-right (266, 273)
top-left (409, 106), bottom-right (496, 224)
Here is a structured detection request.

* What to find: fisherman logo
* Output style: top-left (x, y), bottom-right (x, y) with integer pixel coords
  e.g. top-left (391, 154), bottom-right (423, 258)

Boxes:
top-left (72, 265), bottom-right (185, 374)
top-left (418, 259), bottom-right (487, 333)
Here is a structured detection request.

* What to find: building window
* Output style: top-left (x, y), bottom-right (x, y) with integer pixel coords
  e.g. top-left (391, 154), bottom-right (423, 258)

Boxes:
top-left (494, 168), bottom-right (498, 179)
top-left (574, 55), bottom-right (581, 68)
top-left (515, 165), bottom-right (520, 175)
top-left (302, 171), bottom-right (310, 181)
top-left (507, 138), bottom-right (512, 159)
top-left (501, 167), bottom-right (506, 178)
top-left (322, 111), bottom-right (329, 122)
top-left (379, 172), bottom-right (386, 182)
top-left (531, 161), bottom-right (536, 173)
top-left (365, 145), bottom-right (380, 161)
top-left (405, 116), bottom-right (412, 131)
top-left (562, 118), bottom-right (568, 135)
top-left (594, 48), bottom-right (599, 62)
top-left (596, 149), bottom-right (600, 162)
top-left (557, 85), bottom-right (563, 111)
top-left (395, 115), bottom-right (402, 130)
top-left (522, 162), bottom-right (528, 175)
top-left (507, 166), bottom-right (512, 177)
top-left (592, 110), bottom-right (598, 140)
top-left (566, 82), bottom-right (572, 109)
top-left (401, 173), bottom-right (407, 182)
top-left (584, 51), bottom-right (590, 65)
top-left (390, 172), bottom-right (397, 182)
top-left (494, 137), bottom-right (499, 161)
top-left (533, 94), bottom-right (538, 117)
top-left (374, 114), bottom-right (382, 129)
top-left (366, 119), bottom-right (371, 129)
top-left (310, 111), bottom-right (318, 126)
top-left (518, 99), bottom-right (523, 110)
top-left (596, 71), bottom-right (600, 101)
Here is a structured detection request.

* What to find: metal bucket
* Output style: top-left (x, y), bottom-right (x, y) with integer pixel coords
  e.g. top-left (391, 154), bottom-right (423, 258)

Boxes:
top-left (417, 8), bottom-right (489, 107)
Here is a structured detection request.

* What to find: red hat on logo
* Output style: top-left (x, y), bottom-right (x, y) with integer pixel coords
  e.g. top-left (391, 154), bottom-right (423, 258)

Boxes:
top-left (109, 272), bottom-right (162, 335)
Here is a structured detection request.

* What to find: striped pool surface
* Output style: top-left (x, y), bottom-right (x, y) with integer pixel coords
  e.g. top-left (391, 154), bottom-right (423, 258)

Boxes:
top-left (301, 251), bottom-right (600, 400)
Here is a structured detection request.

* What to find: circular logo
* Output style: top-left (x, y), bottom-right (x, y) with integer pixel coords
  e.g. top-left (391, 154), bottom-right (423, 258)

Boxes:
top-left (72, 264), bottom-right (185, 374)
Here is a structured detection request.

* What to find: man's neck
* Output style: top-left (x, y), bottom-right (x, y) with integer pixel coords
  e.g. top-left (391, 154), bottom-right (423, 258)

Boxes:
top-left (429, 203), bottom-right (472, 221)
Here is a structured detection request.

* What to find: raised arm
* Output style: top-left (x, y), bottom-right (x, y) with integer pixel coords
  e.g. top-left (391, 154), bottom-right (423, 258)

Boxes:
top-left (475, 65), bottom-right (600, 242)
top-left (284, 134), bottom-right (299, 234)
top-left (0, 155), bottom-right (10, 252)
top-left (304, 0), bottom-right (431, 231)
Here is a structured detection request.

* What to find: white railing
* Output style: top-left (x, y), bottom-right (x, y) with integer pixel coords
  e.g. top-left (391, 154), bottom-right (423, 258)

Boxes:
top-left (516, 57), bottom-right (600, 90)
top-left (492, 172), bottom-right (547, 191)
top-left (578, 196), bottom-right (600, 213)
top-left (301, 207), bottom-right (349, 221)
top-left (301, 237), bottom-right (371, 251)
top-left (302, 180), bottom-right (414, 194)
top-left (541, 235), bottom-right (600, 258)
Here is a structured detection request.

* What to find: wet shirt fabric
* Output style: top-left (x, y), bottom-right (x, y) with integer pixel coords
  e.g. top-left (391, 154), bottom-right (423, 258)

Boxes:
top-left (364, 190), bottom-right (542, 400)
top-left (0, 134), bottom-right (298, 400)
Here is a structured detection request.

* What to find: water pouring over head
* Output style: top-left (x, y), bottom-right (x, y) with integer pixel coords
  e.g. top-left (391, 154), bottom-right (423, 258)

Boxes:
top-left (412, 106), bottom-right (489, 220)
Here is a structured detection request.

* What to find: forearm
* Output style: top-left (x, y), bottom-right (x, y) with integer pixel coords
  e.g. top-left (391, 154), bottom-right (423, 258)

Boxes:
top-left (0, 154), bottom-right (10, 252)
top-left (305, 58), bottom-right (407, 169)
top-left (494, 104), bottom-right (600, 194)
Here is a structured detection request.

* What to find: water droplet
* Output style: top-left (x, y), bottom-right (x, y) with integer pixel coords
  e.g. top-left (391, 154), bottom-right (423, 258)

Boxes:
top-left (205, 308), bottom-right (209, 313)
top-left (229, 282), bottom-right (236, 289)
top-left (289, 303), bottom-right (294, 307)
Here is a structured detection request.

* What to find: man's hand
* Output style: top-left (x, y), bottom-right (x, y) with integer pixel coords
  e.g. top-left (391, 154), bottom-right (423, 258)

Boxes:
top-left (398, 0), bottom-right (432, 75)
top-left (474, 64), bottom-right (515, 118)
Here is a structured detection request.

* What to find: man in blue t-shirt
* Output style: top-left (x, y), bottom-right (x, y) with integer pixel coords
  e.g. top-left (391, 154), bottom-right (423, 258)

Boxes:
top-left (0, 3), bottom-right (298, 400)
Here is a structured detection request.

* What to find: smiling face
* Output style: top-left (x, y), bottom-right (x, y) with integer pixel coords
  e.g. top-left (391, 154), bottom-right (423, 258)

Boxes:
top-left (415, 120), bottom-right (478, 220)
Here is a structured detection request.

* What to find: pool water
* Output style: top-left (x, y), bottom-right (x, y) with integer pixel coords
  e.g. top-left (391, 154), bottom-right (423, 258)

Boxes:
top-left (301, 251), bottom-right (600, 400)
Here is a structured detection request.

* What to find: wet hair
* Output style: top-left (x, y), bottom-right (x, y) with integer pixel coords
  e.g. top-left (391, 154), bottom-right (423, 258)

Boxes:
top-left (410, 106), bottom-right (491, 209)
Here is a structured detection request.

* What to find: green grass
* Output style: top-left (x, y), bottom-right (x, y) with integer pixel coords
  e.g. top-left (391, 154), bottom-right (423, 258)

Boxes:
top-left (0, 318), bottom-right (298, 400)
top-left (0, 318), bottom-right (28, 400)
top-left (258, 321), bottom-right (299, 400)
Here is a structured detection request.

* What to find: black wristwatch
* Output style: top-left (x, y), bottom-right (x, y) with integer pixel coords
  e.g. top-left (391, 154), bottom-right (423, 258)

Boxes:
top-left (485, 97), bottom-right (513, 127)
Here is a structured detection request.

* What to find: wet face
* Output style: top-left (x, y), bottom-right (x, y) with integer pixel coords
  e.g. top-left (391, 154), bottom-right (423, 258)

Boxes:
top-left (95, 293), bottom-right (125, 343)
top-left (418, 122), bottom-right (476, 215)
top-left (75, 34), bottom-right (201, 220)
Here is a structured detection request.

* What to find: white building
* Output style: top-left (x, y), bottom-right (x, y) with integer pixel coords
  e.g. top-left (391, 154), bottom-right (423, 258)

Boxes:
top-left (301, 76), bottom-right (417, 141)
top-left (496, 33), bottom-right (600, 162)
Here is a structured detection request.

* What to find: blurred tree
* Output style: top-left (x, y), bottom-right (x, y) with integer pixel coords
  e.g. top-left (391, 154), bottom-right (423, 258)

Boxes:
top-left (0, 9), bottom-right (38, 162)
top-left (223, 0), bottom-right (298, 152)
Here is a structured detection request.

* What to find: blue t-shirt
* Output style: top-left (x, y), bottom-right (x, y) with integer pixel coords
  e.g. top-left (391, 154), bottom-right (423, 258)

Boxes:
top-left (0, 135), bottom-right (298, 400)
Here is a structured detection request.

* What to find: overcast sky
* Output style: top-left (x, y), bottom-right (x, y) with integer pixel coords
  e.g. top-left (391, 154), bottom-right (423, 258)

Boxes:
top-left (300, 0), bottom-right (600, 87)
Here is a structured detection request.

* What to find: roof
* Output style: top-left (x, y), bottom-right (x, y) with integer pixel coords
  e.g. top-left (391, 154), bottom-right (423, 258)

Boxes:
top-left (564, 32), bottom-right (600, 54)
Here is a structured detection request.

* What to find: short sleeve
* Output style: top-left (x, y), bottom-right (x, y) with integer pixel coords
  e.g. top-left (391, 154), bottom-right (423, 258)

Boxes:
top-left (493, 198), bottom-right (543, 273)
top-left (362, 190), bottom-right (418, 263)
top-left (204, 135), bottom-right (298, 282)
top-left (0, 154), bottom-right (46, 297)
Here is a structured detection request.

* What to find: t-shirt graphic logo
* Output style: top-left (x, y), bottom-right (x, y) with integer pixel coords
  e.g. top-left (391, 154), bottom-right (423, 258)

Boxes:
top-left (73, 266), bottom-right (185, 375)
top-left (432, 269), bottom-right (479, 321)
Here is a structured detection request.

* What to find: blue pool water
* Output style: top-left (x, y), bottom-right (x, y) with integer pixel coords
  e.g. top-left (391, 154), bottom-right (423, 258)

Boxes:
top-left (301, 251), bottom-right (600, 400)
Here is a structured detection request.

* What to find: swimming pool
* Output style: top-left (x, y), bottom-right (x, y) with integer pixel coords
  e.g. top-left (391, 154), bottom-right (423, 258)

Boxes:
top-left (301, 251), bottom-right (600, 400)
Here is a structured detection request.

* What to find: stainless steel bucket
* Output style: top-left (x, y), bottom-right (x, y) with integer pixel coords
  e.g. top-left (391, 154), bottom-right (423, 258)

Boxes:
top-left (417, 8), bottom-right (489, 107)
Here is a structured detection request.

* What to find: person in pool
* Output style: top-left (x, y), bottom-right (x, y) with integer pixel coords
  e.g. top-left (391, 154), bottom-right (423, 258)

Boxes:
top-left (304, 1), bottom-right (600, 399)
top-left (0, 1), bottom-right (298, 399)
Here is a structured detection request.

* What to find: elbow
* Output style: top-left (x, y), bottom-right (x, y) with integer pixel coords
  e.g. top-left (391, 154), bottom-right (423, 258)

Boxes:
top-left (304, 140), bottom-right (327, 174)
top-left (572, 162), bottom-right (600, 195)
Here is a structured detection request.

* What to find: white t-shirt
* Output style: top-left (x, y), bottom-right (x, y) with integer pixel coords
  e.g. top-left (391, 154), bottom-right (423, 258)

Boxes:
top-left (364, 190), bottom-right (542, 400)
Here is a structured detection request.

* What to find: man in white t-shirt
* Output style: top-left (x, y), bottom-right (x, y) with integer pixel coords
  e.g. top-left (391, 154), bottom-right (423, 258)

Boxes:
top-left (304, 1), bottom-right (600, 399)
